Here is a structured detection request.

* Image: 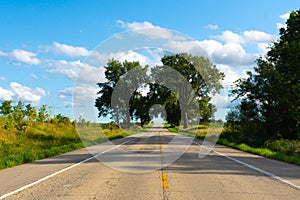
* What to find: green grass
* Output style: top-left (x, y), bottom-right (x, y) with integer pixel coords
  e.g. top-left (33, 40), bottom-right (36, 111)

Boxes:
top-left (0, 119), bottom-right (152, 170)
top-left (0, 120), bottom-right (84, 169)
top-left (217, 138), bottom-right (300, 166)
top-left (164, 123), bottom-right (300, 166)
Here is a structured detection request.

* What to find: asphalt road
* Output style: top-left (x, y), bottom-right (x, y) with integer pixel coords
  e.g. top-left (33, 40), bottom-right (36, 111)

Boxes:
top-left (1, 124), bottom-right (300, 199)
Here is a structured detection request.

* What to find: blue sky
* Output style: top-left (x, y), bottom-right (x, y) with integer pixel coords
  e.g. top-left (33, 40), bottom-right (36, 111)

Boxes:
top-left (0, 1), bottom-right (299, 121)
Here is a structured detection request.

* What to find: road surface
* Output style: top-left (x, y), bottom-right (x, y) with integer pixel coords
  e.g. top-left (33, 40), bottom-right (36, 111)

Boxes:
top-left (1, 124), bottom-right (300, 199)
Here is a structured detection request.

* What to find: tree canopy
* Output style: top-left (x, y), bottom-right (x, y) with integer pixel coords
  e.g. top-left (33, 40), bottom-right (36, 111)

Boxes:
top-left (95, 53), bottom-right (224, 128)
top-left (229, 10), bottom-right (300, 141)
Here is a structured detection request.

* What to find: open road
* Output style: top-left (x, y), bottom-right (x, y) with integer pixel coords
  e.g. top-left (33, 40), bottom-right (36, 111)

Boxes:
top-left (1, 124), bottom-right (300, 199)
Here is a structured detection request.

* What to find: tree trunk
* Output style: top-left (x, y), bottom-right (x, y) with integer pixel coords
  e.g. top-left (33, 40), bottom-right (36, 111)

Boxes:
top-left (183, 112), bottom-right (188, 129)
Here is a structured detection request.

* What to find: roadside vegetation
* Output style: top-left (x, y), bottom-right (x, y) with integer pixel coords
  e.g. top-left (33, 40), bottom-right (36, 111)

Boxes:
top-left (0, 100), bottom-right (151, 169)
top-left (165, 121), bottom-right (300, 166)
top-left (165, 10), bottom-right (300, 166)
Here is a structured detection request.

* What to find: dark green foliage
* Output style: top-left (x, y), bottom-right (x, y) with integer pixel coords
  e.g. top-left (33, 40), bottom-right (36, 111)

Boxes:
top-left (226, 10), bottom-right (300, 147)
top-left (95, 54), bottom-right (224, 128)
top-left (0, 100), bottom-right (12, 115)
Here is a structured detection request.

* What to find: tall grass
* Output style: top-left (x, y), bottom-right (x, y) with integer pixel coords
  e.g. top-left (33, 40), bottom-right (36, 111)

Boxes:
top-left (0, 119), bottom-right (152, 169)
top-left (0, 119), bottom-right (84, 169)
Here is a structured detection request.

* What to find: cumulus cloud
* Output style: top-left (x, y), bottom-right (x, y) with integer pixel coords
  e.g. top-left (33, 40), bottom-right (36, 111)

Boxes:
top-left (214, 30), bottom-right (244, 44)
top-left (280, 12), bottom-right (290, 21)
top-left (212, 42), bottom-right (256, 65)
top-left (0, 86), bottom-right (14, 100)
top-left (214, 30), bottom-right (277, 44)
top-left (216, 64), bottom-right (245, 89)
top-left (52, 42), bottom-right (90, 57)
top-left (46, 60), bottom-right (105, 84)
top-left (164, 39), bottom-right (256, 66)
top-left (89, 50), bottom-right (161, 67)
top-left (204, 24), bottom-right (219, 30)
top-left (0, 49), bottom-right (41, 65)
top-left (243, 30), bottom-right (277, 43)
top-left (116, 20), bottom-right (185, 40)
top-left (276, 23), bottom-right (287, 30)
top-left (60, 85), bottom-right (97, 103)
top-left (276, 11), bottom-right (290, 30)
top-left (0, 82), bottom-right (46, 103)
top-left (10, 82), bottom-right (46, 103)
top-left (257, 43), bottom-right (271, 55)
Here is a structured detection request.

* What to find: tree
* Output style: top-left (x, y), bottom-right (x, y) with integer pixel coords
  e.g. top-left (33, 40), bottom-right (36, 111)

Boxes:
top-left (25, 104), bottom-right (38, 122)
top-left (12, 101), bottom-right (27, 131)
top-left (95, 59), bottom-right (149, 128)
top-left (38, 105), bottom-right (49, 123)
top-left (231, 10), bottom-right (300, 140)
top-left (151, 53), bottom-right (224, 128)
top-left (0, 100), bottom-right (12, 115)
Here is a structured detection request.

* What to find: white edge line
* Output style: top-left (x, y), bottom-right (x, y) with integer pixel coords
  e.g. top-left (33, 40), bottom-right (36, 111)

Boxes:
top-left (0, 138), bottom-right (136, 200)
top-left (198, 143), bottom-right (300, 190)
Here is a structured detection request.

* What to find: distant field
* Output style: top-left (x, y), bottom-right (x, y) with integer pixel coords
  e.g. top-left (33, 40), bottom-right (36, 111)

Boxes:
top-left (0, 119), bottom-right (151, 170)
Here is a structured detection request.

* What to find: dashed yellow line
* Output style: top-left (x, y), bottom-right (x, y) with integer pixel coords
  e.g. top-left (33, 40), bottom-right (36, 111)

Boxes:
top-left (161, 173), bottom-right (169, 191)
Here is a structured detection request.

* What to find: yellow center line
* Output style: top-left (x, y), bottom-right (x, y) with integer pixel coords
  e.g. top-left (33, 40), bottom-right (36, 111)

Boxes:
top-left (161, 173), bottom-right (169, 191)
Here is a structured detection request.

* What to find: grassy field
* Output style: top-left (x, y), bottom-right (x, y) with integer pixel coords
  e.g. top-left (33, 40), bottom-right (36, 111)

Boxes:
top-left (0, 118), bottom-right (151, 170)
top-left (164, 123), bottom-right (300, 166)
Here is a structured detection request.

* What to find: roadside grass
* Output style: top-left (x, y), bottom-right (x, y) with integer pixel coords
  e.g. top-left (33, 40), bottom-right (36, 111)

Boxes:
top-left (0, 120), bottom-right (83, 169)
top-left (0, 119), bottom-right (152, 170)
top-left (164, 123), bottom-right (300, 166)
top-left (77, 123), bottom-right (153, 146)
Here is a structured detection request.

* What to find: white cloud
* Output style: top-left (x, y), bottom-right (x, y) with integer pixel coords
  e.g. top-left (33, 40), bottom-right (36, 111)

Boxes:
top-left (257, 43), bottom-right (271, 55)
top-left (6, 82), bottom-right (46, 104)
top-left (60, 85), bottom-right (97, 102)
top-left (210, 93), bottom-right (228, 109)
top-left (118, 50), bottom-right (150, 66)
top-left (165, 39), bottom-right (256, 66)
top-left (214, 30), bottom-right (277, 44)
top-left (214, 30), bottom-right (244, 44)
top-left (46, 60), bottom-right (105, 84)
top-left (46, 60), bottom-right (81, 80)
top-left (165, 40), bottom-right (206, 55)
top-left (116, 20), bottom-right (185, 40)
top-left (280, 12), bottom-right (290, 21)
top-left (213, 42), bottom-right (256, 65)
top-left (52, 42), bottom-right (90, 57)
top-left (216, 64), bottom-right (245, 90)
top-left (0, 86), bottom-right (14, 101)
top-left (200, 40), bottom-right (256, 65)
top-left (0, 49), bottom-right (41, 65)
top-left (204, 24), bottom-right (219, 30)
top-left (243, 30), bottom-right (277, 43)
top-left (88, 51), bottom-right (128, 65)
top-left (89, 49), bottom-right (162, 67)
top-left (276, 23), bottom-right (287, 30)
top-left (276, 12), bottom-right (290, 30)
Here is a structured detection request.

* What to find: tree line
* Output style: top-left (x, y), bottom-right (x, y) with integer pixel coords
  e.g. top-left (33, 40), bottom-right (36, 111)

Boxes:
top-left (95, 53), bottom-right (225, 128)
top-left (0, 101), bottom-right (71, 131)
top-left (225, 10), bottom-right (300, 146)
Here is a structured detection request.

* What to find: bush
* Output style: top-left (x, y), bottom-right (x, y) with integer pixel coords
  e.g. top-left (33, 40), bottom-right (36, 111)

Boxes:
top-left (264, 139), bottom-right (299, 155)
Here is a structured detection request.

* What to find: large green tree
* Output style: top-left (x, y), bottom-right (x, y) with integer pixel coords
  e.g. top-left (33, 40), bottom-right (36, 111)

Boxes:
top-left (151, 53), bottom-right (224, 128)
top-left (95, 54), bottom-right (224, 128)
top-left (95, 59), bottom-right (148, 128)
top-left (231, 10), bottom-right (300, 140)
